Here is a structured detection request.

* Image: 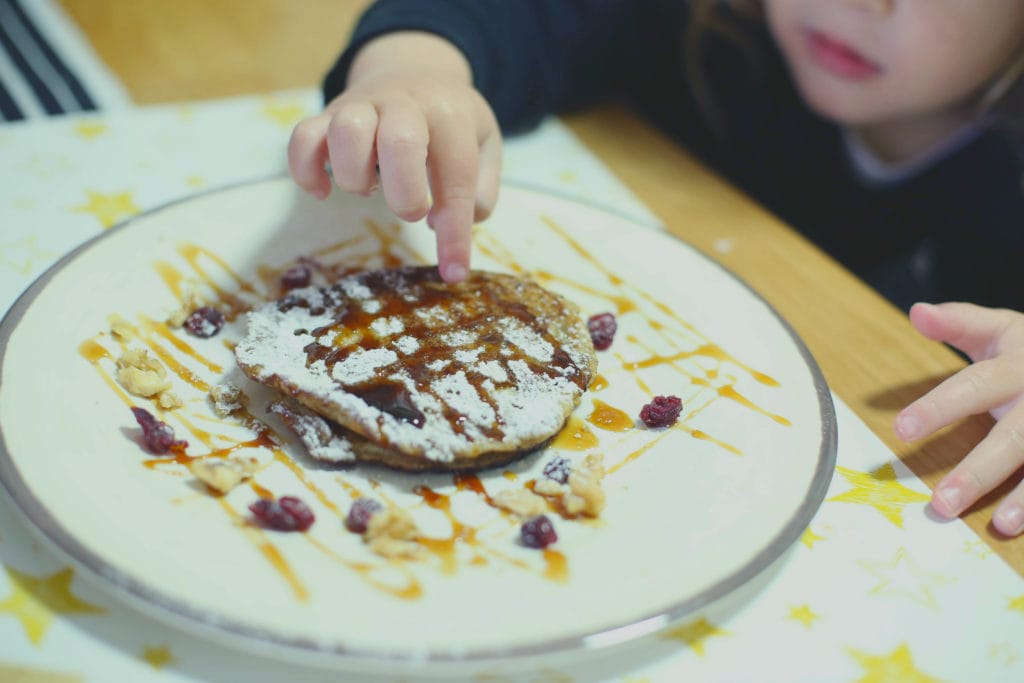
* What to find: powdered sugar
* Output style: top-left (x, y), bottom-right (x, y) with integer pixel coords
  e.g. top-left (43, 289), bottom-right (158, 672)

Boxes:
top-left (235, 267), bottom-right (595, 464)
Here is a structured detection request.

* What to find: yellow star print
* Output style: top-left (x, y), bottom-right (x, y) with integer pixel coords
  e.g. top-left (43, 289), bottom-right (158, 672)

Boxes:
top-left (827, 463), bottom-right (930, 528)
top-left (989, 641), bottom-right (1019, 665)
top-left (73, 121), bottom-right (107, 139)
top-left (661, 617), bottom-right (730, 656)
top-left (846, 643), bottom-right (945, 683)
top-left (788, 604), bottom-right (819, 628)
top-left (858, 547), bottom-right (956, 610)
top-left (262, 99), bottom-right (307, 127)
top-left (141, 645), bottom-right (174, 669)
top-left (0, 235), bottom-right (57, 275)
top-left (801, 526), bottom-right (826, 549)
top-left (0, 565), bottom-right (105, 645)
top-left (71, 190), bottom-right (141, 228)
top-left (1008, 594), bottom-right (1024, 615)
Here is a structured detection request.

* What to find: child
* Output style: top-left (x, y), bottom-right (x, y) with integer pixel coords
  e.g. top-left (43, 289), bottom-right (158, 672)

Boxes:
top-left (287, 1), bottom-right (1024, 536)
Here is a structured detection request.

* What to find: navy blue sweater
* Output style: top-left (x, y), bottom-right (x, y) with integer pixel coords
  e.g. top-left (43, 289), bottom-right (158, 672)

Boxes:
top-left (323, 0), bottom-right (1024, 311)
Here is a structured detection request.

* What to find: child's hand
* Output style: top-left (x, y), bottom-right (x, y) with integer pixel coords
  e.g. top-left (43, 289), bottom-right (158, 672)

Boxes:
top-left (895, 302), bottom-right (1024, 535)
top-left (287, 32), bottom-right (502, 282)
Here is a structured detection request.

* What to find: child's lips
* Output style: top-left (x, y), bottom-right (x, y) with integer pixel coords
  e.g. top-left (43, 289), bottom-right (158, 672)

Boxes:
top-left (805, 30), bottom-right (882, 80)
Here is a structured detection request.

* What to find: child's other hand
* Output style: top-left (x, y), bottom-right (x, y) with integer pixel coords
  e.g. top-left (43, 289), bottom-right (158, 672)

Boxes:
top-left (287, 32), bottom-right (502, 282)
top-left (895, 302), bottom-right (1024, 535)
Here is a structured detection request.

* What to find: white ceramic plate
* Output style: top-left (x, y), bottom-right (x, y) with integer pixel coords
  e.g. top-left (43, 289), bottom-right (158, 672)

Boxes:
top-left (0, 177), bottom-right (835, 672)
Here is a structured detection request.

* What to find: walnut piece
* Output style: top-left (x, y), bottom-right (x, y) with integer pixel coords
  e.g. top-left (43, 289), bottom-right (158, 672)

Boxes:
top-left (493, 488), bottom-right (548, 518)
top-left (115, 348), bottom-right (171, 398)
top-left (107, 313), bottom-right (136, 339)
top-left (365, 507), bottom-right (424, 560)
top-left (209, 382), bottom-right (243, 417)
top-left (188, 456), bottom-right (260, 494)
top-left (532, 454), bottom-right (606, 518)
top-left (158, 391), bottom-right (184, 410)
top-left (166, 287), bottom-right (204, 328)
top-left (564, 453), bottom-right (606, 517)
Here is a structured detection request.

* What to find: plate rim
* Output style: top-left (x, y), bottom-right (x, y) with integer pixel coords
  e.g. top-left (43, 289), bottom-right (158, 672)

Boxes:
top-left (0, 174), bottom-right (837, 667)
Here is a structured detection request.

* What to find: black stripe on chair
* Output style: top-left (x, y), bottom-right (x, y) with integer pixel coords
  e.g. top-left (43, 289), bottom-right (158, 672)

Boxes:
top-left (0, 7), bottom-right (62, 114)
top-left (6, 0), bottom-right (96, 110)
top-left (0, 76), bottom-right (24, 120)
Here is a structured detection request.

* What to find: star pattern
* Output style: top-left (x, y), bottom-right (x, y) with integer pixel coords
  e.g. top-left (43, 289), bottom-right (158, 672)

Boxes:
top-left (989, 641), bottom-right (1019, 665)
top-left (1009, 594), bottom-right (1024, 616)
top-left (70, 190), bottom-right (141, 228)
top-left (261, 98), bottom-right (307, 127)
top-left (845, 643), bottom-right (945, 683)
top-left (827, 463), bottom-right (930, 528)
top-left (801, 526), bottom-right (826, 549)
top-left (661, 617), bottom-right (730, 656)
top-left (73, 122), bottom-right (107, 140)
top-left (141, 644), bottom-right (174, 669)
top-left (858, 547), bottom-right (956, 610)
top-left (0, 235), bottom-right (57, 275)
top-left (0, 565), bottom-right (105, 645)
top-left (788, 603), bottom-right (820, 628)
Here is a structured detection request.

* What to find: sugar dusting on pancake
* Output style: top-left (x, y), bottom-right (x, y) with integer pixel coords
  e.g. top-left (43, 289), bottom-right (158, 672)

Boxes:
top-left (235, 266), bottom-right (597, 470)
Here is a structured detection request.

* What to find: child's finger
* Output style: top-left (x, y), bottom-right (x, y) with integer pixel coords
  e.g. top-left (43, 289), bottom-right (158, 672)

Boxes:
top-left (326, 101), bottom-right (380, 195)
top-left (474, 128), bottom-right (502, 221)
top-left (426, 115), bottom-right (478, 282)
top-left (909, 301), bottom-right (1014, 362)
top-left (376, 102), bottom-right (431, 221)
top-left (288, 113), bottom-right (332, 199)
top-left (895, 355), bottom-right (1024, 441)
top-left (993, 478), bottom-right (1024, 536)
top-left (930, 399), bottom-right (1024, 519)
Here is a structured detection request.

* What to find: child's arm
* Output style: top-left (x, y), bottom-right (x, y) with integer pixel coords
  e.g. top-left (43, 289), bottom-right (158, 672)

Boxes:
top-left (288, 31), bottom-right (501, 282)
top-left (895, 302), bottom-right (1024, 535)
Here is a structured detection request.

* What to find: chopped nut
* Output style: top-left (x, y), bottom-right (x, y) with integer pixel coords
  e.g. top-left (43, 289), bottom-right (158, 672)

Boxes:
top-left (189, 456), bottom-right (260, 493)
top-left (565, 454), bottom-right (606, 517)
top-left (108, 313), bottom-right (136, 339)
top-left (166, 287), bottom-right (204, 328)
top-left (158, 391), bottom-right (184, 410)
top-left (533, 478), bottom-right (569, 497)
top-left (365, 507), bottom-right (424, 560)
top-left (493, 488), bottom-right (548, 518)
top-left (115, 348), bottom-right (171, 398)
top-left (209, 382), bottom-right (243, 417)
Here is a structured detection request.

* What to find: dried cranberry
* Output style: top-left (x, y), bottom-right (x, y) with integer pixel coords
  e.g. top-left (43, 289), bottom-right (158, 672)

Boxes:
top-left (131, 407), bottom-right (188, 454)
top-left (249, 496), bottom-right (315, 532)
top-left (345, 497), bottom-right (383, 533)
top-left (542, 456), bottom-right (571, 485)
top-left (640, 395), bottom-right (683, 428)
top-left (183, 306), bottom-right (225, 338)
top-left (521, 515), bottom-right (558, 549)
top-left (587, 313), bottom-right (617, 351)
top-left (281, 263), bottom-right (312, 290)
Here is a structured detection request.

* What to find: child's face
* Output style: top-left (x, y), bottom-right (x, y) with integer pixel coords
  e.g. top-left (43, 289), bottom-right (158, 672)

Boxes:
top-left (764, 0), bottom-right (1024, 126)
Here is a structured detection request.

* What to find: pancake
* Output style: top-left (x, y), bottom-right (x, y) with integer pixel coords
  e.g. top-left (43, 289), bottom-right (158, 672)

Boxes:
top-left (235, 266), bottom-right (597, 471)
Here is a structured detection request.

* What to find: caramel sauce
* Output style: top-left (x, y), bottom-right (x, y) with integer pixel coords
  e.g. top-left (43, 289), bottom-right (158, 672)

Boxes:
top-left (552, 416), bottom-right (599, 451)
top-left (220, 498), bottom-right (308, 601)
top-left (139, 315), bottom-right (222, 373)
top-left (543, 548), bottom-right (568, 583)
top-left (294, 267), bottom-right (589, 441)
top-left (81, 213), bottom-right (799, 603)
top-left (586, 399), bottom-right (634, 432)
top-left (250, 482), bottom-right (274, 499)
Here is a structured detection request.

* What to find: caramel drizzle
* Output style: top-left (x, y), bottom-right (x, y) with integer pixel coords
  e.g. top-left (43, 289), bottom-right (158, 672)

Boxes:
top-left (415, 479), bottom-right (568, 583)
top-left (78, 207), bottom-right (793, 601)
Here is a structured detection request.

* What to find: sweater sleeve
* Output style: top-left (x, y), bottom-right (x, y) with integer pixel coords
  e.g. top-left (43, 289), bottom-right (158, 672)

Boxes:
top-left (321, 0), bottom-right (639, 133)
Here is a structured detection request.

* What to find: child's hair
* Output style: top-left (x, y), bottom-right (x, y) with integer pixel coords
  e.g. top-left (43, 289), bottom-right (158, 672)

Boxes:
top-left (686, 0), bottom-right (1024, 131)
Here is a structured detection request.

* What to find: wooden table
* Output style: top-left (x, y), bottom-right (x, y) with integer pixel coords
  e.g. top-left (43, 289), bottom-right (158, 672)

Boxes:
top-left (60, 0), bottom-right (1021, 574)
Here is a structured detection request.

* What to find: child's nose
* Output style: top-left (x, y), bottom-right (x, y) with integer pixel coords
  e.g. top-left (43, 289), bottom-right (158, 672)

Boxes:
top-left (844, 0), bottom-right (893, 16)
